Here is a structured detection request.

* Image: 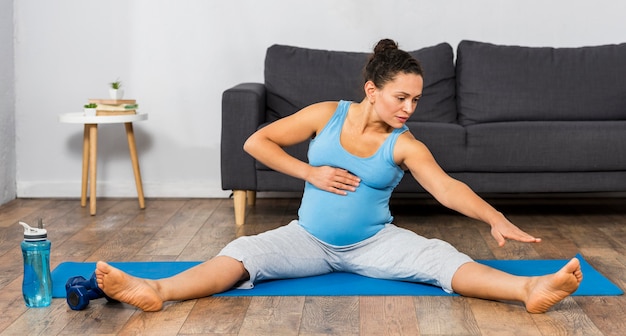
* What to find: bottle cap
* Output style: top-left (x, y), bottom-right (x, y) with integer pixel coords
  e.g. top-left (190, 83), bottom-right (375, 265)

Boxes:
top-left (19, 221), bottom-right (48, 241)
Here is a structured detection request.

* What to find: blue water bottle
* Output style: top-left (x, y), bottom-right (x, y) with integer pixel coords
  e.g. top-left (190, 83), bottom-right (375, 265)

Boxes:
top-left (19, 219), bottom-right (52, 307)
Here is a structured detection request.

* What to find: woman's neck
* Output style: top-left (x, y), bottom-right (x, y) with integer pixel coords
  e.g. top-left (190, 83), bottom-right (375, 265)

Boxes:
top-left (350, 100), bottom-right (393, 135)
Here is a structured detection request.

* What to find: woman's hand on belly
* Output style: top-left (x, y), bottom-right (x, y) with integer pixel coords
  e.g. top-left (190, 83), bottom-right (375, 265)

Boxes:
top-left (305, 166), bottom-right (361, 195)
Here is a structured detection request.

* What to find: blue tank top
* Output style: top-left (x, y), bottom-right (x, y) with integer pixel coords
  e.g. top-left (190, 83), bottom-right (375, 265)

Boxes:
top-left (298, 100), bottom-right (408, 245)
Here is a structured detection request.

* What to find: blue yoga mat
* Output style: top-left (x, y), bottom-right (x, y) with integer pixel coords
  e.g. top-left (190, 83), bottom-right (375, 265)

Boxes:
top-left (51, 254), bottom-right (622, 298)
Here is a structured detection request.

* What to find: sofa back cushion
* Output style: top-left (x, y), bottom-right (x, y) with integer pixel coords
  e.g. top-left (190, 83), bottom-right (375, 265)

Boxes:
top-left (456, 40), bottom-right (626, 125)
top-left (264, 43), bottom-right (457, 123)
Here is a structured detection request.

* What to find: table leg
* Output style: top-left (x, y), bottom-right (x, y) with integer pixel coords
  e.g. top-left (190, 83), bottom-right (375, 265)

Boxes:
top-left (88, 124), bottom-right (98, 215)
top-left (125, 122), bottom-right (145, 209)
top-left (81, 125), bottom-right (89, 207)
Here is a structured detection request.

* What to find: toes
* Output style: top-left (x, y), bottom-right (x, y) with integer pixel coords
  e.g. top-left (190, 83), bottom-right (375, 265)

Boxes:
top-left (96, 261), bottom-right (112, 275)
top-left (564, 258), bottom-right (580, 271)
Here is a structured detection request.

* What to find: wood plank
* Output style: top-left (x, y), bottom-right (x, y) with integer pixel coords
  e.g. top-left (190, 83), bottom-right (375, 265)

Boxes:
top-left (299, 296), bottom-right (359, 335)
top-left (0, 198), bottom-right (72, 257)
top-left (558, 214), bottom-right (622, 251)
top-left (51, 199), bottom-right (139, 264)
top-left (530, 298), bottom-right (604, 336)
top-left (468, 298), bottom-right (542, 335)
top-left (528, 222), bottom-right (581, 259)
top-left (573, 296), bottom-right (626, 336)
top-left (1, 299), bottom-right (77, 336)
top-left (136, 199), bottom-right (220, 257)
top-left (86, 199), bottom-right (187, 262)
top-left (178, 200), bottom-right (239, 261)
top-left (0, 198), bottom-right (54, 227)
top-left (360, 296), bottom-right (419, 336)
top-left (238, 296), bottom-right (305, 336)
top-left (414, 297), bottom-right (480, 335)
top-left (116, 300), bottom-right (195, 335)
top-left (438, 219), bottom-right (495, 260)
top-left (599, 219), bottom-right (626, 252)
top-left (0, 245), bottom-right (26, 291)
top-left (0, 278), bottom-right (29, 332)
top-left (55, 300), bottom-right (136, 335)
top-left (179, 296), bottom-right (251, 334)
top-left (573, 248), bottom-right (626, 335)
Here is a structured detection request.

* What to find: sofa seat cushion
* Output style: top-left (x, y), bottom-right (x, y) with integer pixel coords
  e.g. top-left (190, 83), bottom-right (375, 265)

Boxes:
top-left (465, 121), bottom-right (626, 172)
top-left (451, 172), bottom-right (626, 193)
top-left (456, 40), bottom-right (626, 125)
top-left (265, 43), bottom-right (457, 123)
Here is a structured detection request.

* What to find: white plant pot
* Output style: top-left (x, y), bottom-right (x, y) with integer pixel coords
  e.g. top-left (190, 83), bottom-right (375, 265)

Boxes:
top-left (84, 108), bottom-right (97, 116)
top-left (109, 88), bottom-right (124, 100)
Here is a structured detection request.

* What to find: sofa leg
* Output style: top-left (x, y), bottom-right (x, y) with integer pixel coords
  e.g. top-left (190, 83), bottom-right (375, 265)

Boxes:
top-left (233, 190), bottom-right (247, 225)
top-left (246, 190), bottom-right (256, 206)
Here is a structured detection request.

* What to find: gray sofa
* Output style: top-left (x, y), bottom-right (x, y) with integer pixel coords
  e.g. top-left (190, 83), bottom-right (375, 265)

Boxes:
top-left (222, 40), bottom-right (626, 225)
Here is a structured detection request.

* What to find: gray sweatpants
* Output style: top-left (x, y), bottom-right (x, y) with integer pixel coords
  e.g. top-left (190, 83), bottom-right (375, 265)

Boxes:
top-left (218, 220), bottom-right (473, 293)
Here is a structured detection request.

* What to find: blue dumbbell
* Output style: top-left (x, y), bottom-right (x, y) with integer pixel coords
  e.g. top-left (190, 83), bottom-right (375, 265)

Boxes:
top-left (65, 272), bottom-right (117, 310)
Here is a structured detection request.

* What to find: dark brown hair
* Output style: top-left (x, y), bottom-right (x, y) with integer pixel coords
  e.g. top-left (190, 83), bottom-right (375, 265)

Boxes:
top-left (363, 39), bottom-right (423, 88)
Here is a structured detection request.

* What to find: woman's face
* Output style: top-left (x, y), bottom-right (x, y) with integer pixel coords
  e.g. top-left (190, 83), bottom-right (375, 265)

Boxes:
top-left (373, 72), bottom-right (423, 128)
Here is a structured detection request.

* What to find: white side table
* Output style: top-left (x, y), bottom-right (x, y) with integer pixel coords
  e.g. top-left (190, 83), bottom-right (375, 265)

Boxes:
top-left (59, 113), bottom-right (148, 215)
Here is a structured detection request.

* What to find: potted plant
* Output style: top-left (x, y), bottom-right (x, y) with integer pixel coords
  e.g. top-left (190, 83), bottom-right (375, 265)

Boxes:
top-left (109, 79), bottom-right (124, 100)
top-left (84, 103), bottom-right (97, 116)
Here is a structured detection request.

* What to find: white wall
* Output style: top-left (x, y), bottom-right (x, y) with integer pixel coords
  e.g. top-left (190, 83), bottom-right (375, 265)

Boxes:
top-left (14, 0), bottom-right (626, 198)
top-left (0, 0), bottom-right (16, 204)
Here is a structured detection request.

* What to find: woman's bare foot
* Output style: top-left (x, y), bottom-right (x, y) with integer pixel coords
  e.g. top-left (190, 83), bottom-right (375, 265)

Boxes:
top-left (95, 261), bottom-right (164, 312)
top-left (525, 258), bottom-right (583, 313)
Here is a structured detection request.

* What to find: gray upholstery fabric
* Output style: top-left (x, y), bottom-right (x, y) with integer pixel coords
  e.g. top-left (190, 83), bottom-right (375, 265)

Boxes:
top-left (465, 121), bottom-right (626, 172)
top-left (265, 43), bottom-right (457, 123)
top-left (265, 45), bottom-right (366, 121)
top-left (407, 122), bottom-right (466, 172)
top-left (456, 40), bottom-right (626, 125)
top-left (393, 171), bottom-right (626, 193)
top-left (221, 83), bottom-right (266, 190)
top-left (408, 44), bottom-right (457, 123)
top-left (445, 172), bottom-right (626, 193)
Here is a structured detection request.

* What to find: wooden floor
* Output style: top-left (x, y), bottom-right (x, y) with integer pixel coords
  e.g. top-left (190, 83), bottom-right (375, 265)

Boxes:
top-left (0, 197), bottom-right (625, 335)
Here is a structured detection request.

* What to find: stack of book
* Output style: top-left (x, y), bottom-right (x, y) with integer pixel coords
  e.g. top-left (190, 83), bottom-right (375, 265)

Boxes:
top-left (88, 99), bottom-right (138, 116)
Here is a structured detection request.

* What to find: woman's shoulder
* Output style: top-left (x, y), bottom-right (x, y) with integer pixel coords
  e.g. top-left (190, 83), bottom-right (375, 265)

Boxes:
top-left (396, 130), bottom-right (428, 151)
top-left (294, 101), bottom-right (341, 129)
top-left (393, 130), bottom-right (434, 165)
top-left (300, 101), bottom-right (340, 115)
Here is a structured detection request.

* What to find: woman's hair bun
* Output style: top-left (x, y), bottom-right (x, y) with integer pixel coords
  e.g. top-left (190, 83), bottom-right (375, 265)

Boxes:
top-left (364, 38), bottom-right (422, 87)
top-left (373, 39), bottom-right (399, 55)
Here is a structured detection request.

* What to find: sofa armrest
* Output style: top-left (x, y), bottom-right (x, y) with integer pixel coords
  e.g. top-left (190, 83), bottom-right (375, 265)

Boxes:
top-left (221, 83), bottom-right (267, 191)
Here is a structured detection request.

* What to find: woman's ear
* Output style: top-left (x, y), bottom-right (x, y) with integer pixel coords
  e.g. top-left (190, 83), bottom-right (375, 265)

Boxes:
top-left (364, 81), bottom-right (377, 104)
